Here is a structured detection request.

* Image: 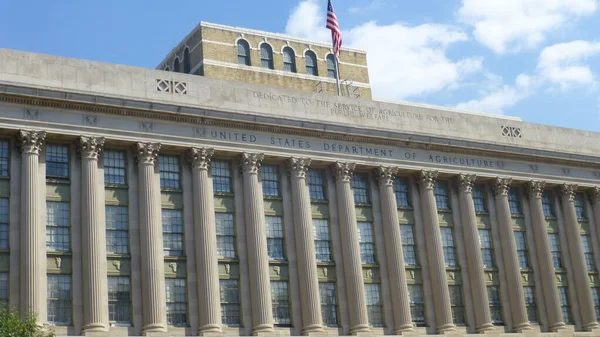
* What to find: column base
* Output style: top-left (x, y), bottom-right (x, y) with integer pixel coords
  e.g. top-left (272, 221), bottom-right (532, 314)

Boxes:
top-left (476, 323), bottom-right (496, 333)
top-left (583, 321), bottom-right (600, 331)
top-left (198, 323), bottom-right (224, 336)
top-left (302, 324), bottom-right (326, 336)
top-left (437, 323), bottom-right (457, 334)
top-left (513, 321), bottom-right (533, 332)
top-left (252, 324), bottom-right (276, 336)
top-left (81, 323), bottom-right (108, 334)
top-left (141, 323), bottom-right (168, 336)
top-left (548, 321), bottom-right (567, 332)
top-left (394, 323), bottom-right (416, 335)
top-left (349, 323), bottom-right (371, 335)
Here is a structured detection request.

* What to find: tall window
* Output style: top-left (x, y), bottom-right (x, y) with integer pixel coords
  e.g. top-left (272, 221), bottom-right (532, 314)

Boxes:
top-left (108, 276), bottom-right (131, 325)
top-left (434, 181), bottom-right (450, 210)
top-left (165, 278), bottom-right (187, 326)
top-left (237, 40), bottom-right (251, 66)
top-left (515, 231), bottom-right (529, 269)
top-left (523, 286), bottom-right (537, 322)
top-left (46, 144), bottom-right (69, 179)
top-left (472, 184), bottom-right (487, 212)
top-left (216, 213), bottom-right (236, 259)
top-left (261, 164), bottom-right (280, 196)
top-left (313, 219), bottom-right (332, 262)
top-left (212, 160), bottom-right (232, 193)
top-left (308, 170), bottom-right (327, 200)
top-left (352, 174), bottom-right (370, 204)
top-left (162, 209), bottom-right (184, 256)
top-left (305, 51), bottom-right (318, 76)
top-left (46, 201), bottom-right (70, 252)
top-left (479, 229), bottom-right (494, 268)
top-left (0, 140), bottom-right (9, 177)
top-left (0, 198), bottom-right (8, 250)
top-left (549, 233), bottom-right (563, 270)
top-left (449, 285), bottom-right (465, 324)
top-left (220, 279), bottom-right (241, 326)
top-left (575, 194), bottom-right (587, 220)
top-left (173, 58), bottom-right (180, 72)
top-left (319, 282), bottom-right (338, 326)
top-left (106, 206), bottom-right (129, 254)
top-left (400, 225), bottom-right (417, 266)
top-left (0, 273), bottom-right (7, 305)
top-left (183, 48), bottom-right (190, 73)
top-left (394, 177), bottom-right (410, 207)
top-left (326, 54), bottom-right (337, 78)
top-left (581, 235), bottom-right (596, 271)
top-left (440, 227), bottom-right (457, 267)
top-left (265, 216), bottom-right (285, 261)
top-left (542, 191), bottom-right (554, 217)
top-left (103, 150), bottom-right (126, 185)
top-left (282, 47), bottom-right (296, 72)
top-left (408, 284), bottom-right (425, 326)
top-left (365, 284), bottom-right (383, 327)
top-left (592, 287), bottom-right (600, 321)
top-left (271, 281), bottom-right (291, 325)
top-left (488, 286), bottom-right (503, 324)
top-left (558, 287), bottom-right (572, 324)
top-left (260, 44), bottom-right (274, 69)
top-left (47, 275), bottom-right (72, 325)
top-left (508, 188), bottom-right (522, 215)
top-left (357, 222), bottom-right (376, 264)
top-left (159, 155), bottom-right (180, 189)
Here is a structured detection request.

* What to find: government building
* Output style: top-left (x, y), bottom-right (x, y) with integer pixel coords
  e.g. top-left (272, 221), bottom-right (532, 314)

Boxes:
top-left (0, 22), bottom-right (600, 337)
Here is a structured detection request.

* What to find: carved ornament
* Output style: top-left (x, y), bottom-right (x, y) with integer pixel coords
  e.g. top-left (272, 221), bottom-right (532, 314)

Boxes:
top-left (456, 173), bottom-right (476, 193)
top-left (287, 157), bottom-right (311, 179)
top-left (240, 152), bottom-right (264, 175)
top-left (332, 162), bottom-right (355, 183)
top-left (77, 136), bottom-right (105, 160)
top-left (525, 180), bottom-right (546, 199)
top-left (18, 130), bottom-right (46, 155)
top-left (492, 177), bottom-right (512, 196)
top-left (559, 183), bottom-right (578, 201)
top-left (418, 170), bottom-right (438, 190)
top-left (187, 147), bottom-right (214, 171)
top-left (133, 142), bottom-right (161, 166)
top-left (375, 166), bottom-right (397, 187)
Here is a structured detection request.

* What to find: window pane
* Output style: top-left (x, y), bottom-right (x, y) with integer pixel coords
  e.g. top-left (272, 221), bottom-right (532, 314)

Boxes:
top-left (46, 144), bottom-right (69, 179)
top-left (472, 184), bottom-right (487, 212)
top-left (558, 287), bottom-right (572, 324)
top-left (313, 219), bottom-right (332, 262)
top-left (408, 284), bottom-right (425, 326)
top-left (434, 181), bottom-right (450, 210)
top-left (271, 281), bottom-right (291, 325)
top-left (162, 209), bottom-right (184, 256)
top-left (400, 225), bottom-right (417, 266)
top-left (394, 177), bottom-right (410, 207)
top-left (549, 233), bottom-right (563, 270)
top-left (440, 227), bottom-right (457, 267)
top-left (237, 40), bottom-right (250, 66)
top-left (103, 150), bottom-right (126, 185)
top-left (47, 275), bottom-right (72, 325)
top-left (488, 286), bottom-right (503, 324)
top-left (319, 282), bottom-right (338, 326)
top-left (515, 232), bottom-right (529, 269)
top-left (478, 229), bottom-right (495, 268)
top-left (365, 284), bottom-right (383, 327)
top-left (46, 202), bottom-right (70, 252)
top-left (357, 222), bottom-right (376, 264)
top-left (305, 52), bottom-right (318, 76)
top-left (308, 170), bottom-right (327, 200)
top-left (0, 273), bottom-right (7, 305)
top-left (165, 278), bottom-right (187, 326)
top-left (581, 235), bottom-right (596, 271)
top-left (108, 276), bottom-right (130, 324)
top-left (283, 48), bottom-right (296, 73)
top-left (0, 199), bottom-right (8, 250)
top-left (212, 160), bottom-right (232, 193)
top-left (106, 205), bottom-right (129, 254)
top-left (260, 44), bottom-right (274, 69)
top-left (220, 280), bottom-right (240, 326)
top-left (326, 54), bottom-right (337, 79)
top-left (542, 191), bottom-right (554, 217)
top-left (523, 286), bottom-right (537, 322)
top-left (216, 213), bottom-right (236, 259)
top-left (0, 140), bottom-right (9, 177)
top-left (449, 285), bottom-right (465, 324)
top-left (508, 188), bottom-right (522, 215)
top-left (159, 155), bottom-right (180, 189)
top-left (266, 216), bottom-right (285, 261)
top-left (352, 174), bottom-right (370, 204)
top-left (592, 287), bottom-right (600, 322)
top-left (261, 165), bottom-right (280, 196)
top-left (575, 194), bottom-right (587, 220)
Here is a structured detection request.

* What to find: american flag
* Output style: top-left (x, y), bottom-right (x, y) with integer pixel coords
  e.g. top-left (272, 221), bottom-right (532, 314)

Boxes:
top-left (326, 0), bottom-right (342, 58)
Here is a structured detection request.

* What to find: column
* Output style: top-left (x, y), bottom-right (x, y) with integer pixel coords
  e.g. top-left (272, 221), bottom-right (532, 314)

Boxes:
top-left (559, 184), bottom-right (599, 331)
top-left (18, 130), bottom-right (46, 319)
top-left (188, 148), bottom-right (223, 335)
top-left (332, 162), bottom-right (370, 334)
top-left (456, 174), bottom-right (495, 333)
top-left (375, 166), bottom-right (414, 334)
top-left (240, 153), bottom-right (275, 335)
top-left (491, 178), bottom-right (531, 332)
top-left (78, 136), bottom-right (109, 332)
top-left (525, 181), bottom-right (565, 332)
top-left (418, 170), bottom-right (455, 334)
top-left (288, 158), bottom-right (324, 335)
top-left (134, 142), bottom-right (167, 334)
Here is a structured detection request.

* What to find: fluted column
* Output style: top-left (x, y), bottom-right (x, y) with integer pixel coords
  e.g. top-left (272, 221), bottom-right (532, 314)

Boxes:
top-left (240, 153), bottom-right (275, 335)
top-left (288, 158), bottom-right (324, 335)
top-left (188, 148), bottom-right (223, 335)
top-left (418, 170), bottom-right (456, 334)
top-left (78, 136), bottom-right (109, 332)
top-left (18, 130), bottom-right (46, 319)
top-left (491, 178), bottom-right (531, 332)
top-left (525, 181), bottom-right (565, 332)
top-left (456, 174), bottom-right (494, 333)
top-left (332, 162), bottom-right (370, 334)
top-left (134, 142), bottom-right (167, 334)
top-left (375, 166), bottom-right (414, 334)
top-left (559, 184), bottom-right (599, 331)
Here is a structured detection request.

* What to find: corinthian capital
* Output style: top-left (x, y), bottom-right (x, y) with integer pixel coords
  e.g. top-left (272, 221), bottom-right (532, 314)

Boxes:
top-left (559, 184), bottom-right (578, 201)
top-left (240, 152), bottom-right (264, 175)
top-left (287, 157), bottom-right (311, 179)
top-left (18, 130), bottom-right (46, 155)
top-left (375, 166), bottom-right (397, 187)
top-left (187, 147), bottom-right (214, 171)
top-left (134, 142), bottom-right (161, 166)
top-left (418, 170), bottom-right (438, 189)
top-left (525, 180), bottom-right (546, 199)
top-left (492, 177), bottom-right (512, 196)
top-left (588, 187), bottom-right (600, 203)
top-left (77, 136), bottom-right (105, 160)
top-left (456, 174), bottom-right (476, 193)
top-left (332, 162), bottom-right (355, 183)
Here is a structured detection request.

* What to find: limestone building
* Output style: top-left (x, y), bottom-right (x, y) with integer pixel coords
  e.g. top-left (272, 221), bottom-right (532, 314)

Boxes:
top-left (1, 26), bottom-right (600, 337)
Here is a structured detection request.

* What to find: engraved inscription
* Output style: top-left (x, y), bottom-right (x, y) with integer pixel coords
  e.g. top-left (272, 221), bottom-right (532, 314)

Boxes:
top-left (83, 114), bottom-right (97, 127)
top-left (25, 108), bottom-right (39, 120)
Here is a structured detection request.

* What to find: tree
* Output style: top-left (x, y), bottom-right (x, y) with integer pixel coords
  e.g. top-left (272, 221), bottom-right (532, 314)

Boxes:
top-left (0, 307), bottom-right (55, 337)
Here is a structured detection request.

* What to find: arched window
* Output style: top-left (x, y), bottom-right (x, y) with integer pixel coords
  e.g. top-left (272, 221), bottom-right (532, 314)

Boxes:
top-left (305, 51), bottom-right (318, 76)
top-left (260, 43), bottom-right (274, 69)
top-left (183, 48), bottom-right (191, 73)
top-left (237, 39), bottom-right (251, 66)
top-left (174, 58), bottom-right (180, 72)
top-left (326, 54), bottom-right (337, 79)
top-left (282, 47), bottom-right (296, 73)
top-left (165, 66), bottom-right (170, 72)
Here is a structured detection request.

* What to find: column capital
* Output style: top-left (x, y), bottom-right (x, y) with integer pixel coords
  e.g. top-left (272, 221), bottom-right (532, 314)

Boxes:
top-left (18, 130), bottom-right (46, 155)
top-left (588, 187), bottom-right (600, 203)
top-left (240, 152), bottom-right (264, 174)
top-left (187, 147), bottom-right (214, 171)
top-left (492, 177), bottom-right (512, 196)
top-left (332, 162), bottom-right (355, 182)
top-left (559, 183), bottom-right (578, 201)
top-left (525, 180), bottom-right (546, 199)
top-left (287, 157), bottom-right (311, 179)
top-left (418, 170), bottom-right (438, 189)
top-left (375, 166), bottom-right (398, 187)
top-left (455, 173), bottom-right (476, 193)
top-left (134, 142), bottom-right (161, 166)
top-left (77, 136), bottom-right (105, 160)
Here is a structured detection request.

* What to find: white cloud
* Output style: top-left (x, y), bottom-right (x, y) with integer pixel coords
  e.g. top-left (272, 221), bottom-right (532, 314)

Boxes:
top-left (537, 40), bottom-right (600, 88)
top-left (348, 0), bottom-right (385, 14)
top-left (286, 0), bottom-right (330, 43)
top-left (455, 73), bottom-right (535, 113)
top-left (458, 0), bottom-right (598, 54)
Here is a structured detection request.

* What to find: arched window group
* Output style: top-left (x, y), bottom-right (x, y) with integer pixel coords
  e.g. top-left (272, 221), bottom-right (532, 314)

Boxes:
top-left (237, 40), bottom-right (251, 66)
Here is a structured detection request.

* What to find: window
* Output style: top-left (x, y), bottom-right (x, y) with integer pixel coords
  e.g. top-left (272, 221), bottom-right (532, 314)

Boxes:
top-left (0, 273), bottom-right (7, 305)
top-left (305, 51), bottom-right (318, 76)
top-left (408, 284), bottom-right (425, 326)
top-left (165, 278), bottom-right (187, 326)
top-left (508, 188), bottom-right (522, 215)
top-left (103, 150), bottom-right (126, 185)
top-left (260, 44), bottom-right (274, 69)
top-left (434, 181), bottom-right (450, 210)
top-left (472, 184), bottom-right (487, 212)
top-left (400, 225), bottom-right (417, 266)
top-left (173, 58), bottom-right (180, 72)
top-left (46, 144), bottom-right (69, 179)
top-left (216, 213), bottom-right (236, 259)
top-left (108, 276), bottom-right (130, 325)
top-left (515, 231), bottom-right (529, 269)
top-left (558, 287), bottom-right (572, 324)
top-left (283, 47), bottom-right (296, 72)
top-left (592, 287), bottom-right (600, 321)
top-left (212, 160), bottom-right (232, 193)
top-left (313, 219), bottom-right (332, 262)
top-left (162, 209), bottom-right (184, 257)
top-left (159, 155), bottom-right (180, 189)
top-left (488, 286), bottom-right (503, 324)
top-left (261, 164), bottom-right (280, 197)
top-left (183, 48), bottom-right (190, 73)
top-left (0, 199), bottom-right (7, 250)
top-left (0, 140), bottom-right (9, 177)
top-left (271, 281), bottom-right (291, 325)
top-left (394, 177), bottom-right (410, 207)
top-left (237, 40), bottom-right (251, 66)
top-left (46, 202), bottom-right (70, 252)
top-left (326, 54), bottom-right (337, 78)
top-left (352, 174), bottom-right (370, 204)
top-left (365, 284), bottom-right (383, 327)
top-left (47, 275), bottom-right (72, 325)
top-left (265, 216), bottom-right (285, 261)
top-left (357, 222), bottom-right (376, 264)
top-left (164, 66), bottom-right (170, 71)
top-left (523, 286), bottom-right (537, 322)
top-left (308, 170), bottom-right (327, 200)
top-left (106, 206), bottom-right (129, 254)
top-left (581, 235), bottom-right (595, 271)
top-left (479, 229), bottom-right (495, 268)
top-left (440, 227), bottom-right (457, 267)
top-left (320, 282), bottom-right (338, 326)
top-left (575, 194), bottom-right (587, 220)
top-left (542, 191), bottom-right (554, 217)
top-left (549, 233), bottom-right (563, 270)
top-left (449, 285), bottom-right (465, 324)
top-left (220, 279), bottom-right (241, 326)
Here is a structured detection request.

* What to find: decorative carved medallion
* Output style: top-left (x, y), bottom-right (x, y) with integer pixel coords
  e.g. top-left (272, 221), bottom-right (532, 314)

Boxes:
top-left (456, 173), bottom-right (476, 193)
top-left (83, 114), bottom-right (97, 126)
top-left (418, 170), bottom-right (438, 190)
top-left (133, 142), bottom-right (161, 166)
top-left (187, 147), bottom-right (214, 171)
top-left (273, 265), bottom-right (281, 276)
top-left (77, 136), bottom-right (105, 160)
top-left (375, 166), bottom-right (397, 187)
top-left (54, 257), bottom-right (62, 269)
top-left (224, 264), bottom-right (231, 275)
top-left (169, 262), bottom-right (178, 273)
top-left (332, 162), bottom-right (355, 183)
top-left (287, 157), bottom-right (311, 179)
top-left (112, 260), bottom-right (121, 271)
top-left (365, 269), bottom-right (373, 278)
top-left (559, 184), bottom-right (578, 201)
top-left (240, 152), bottom-right (264, 175)
top-left (18, 130), bottom-right (46, 155)
top-left (321, 267), bottom-right (328, 278)
top-left (521, 273), bottom-right (528, 282)
top-left (25, 108), bottom-right (39, 120)
top-left (525, 180), bottom-right (546, 199)
top-left (492, 177), bottom-right (512, 196)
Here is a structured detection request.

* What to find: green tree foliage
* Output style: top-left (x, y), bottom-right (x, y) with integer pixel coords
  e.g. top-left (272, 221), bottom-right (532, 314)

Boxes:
top-left (0, 307), bottom-right (55, 337)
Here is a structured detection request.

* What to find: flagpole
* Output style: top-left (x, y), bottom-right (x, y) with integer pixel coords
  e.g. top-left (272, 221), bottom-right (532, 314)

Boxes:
top-left (334, 55), bottom-right (342, 96)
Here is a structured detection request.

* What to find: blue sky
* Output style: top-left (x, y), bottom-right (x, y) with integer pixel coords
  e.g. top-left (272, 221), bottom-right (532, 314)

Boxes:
top-left (1, 0), bottom-right (600, 132)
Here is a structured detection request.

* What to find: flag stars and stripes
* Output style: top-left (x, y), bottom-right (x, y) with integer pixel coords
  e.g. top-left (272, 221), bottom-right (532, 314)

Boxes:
top-left (326, 0), bottom-right (343, 58)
